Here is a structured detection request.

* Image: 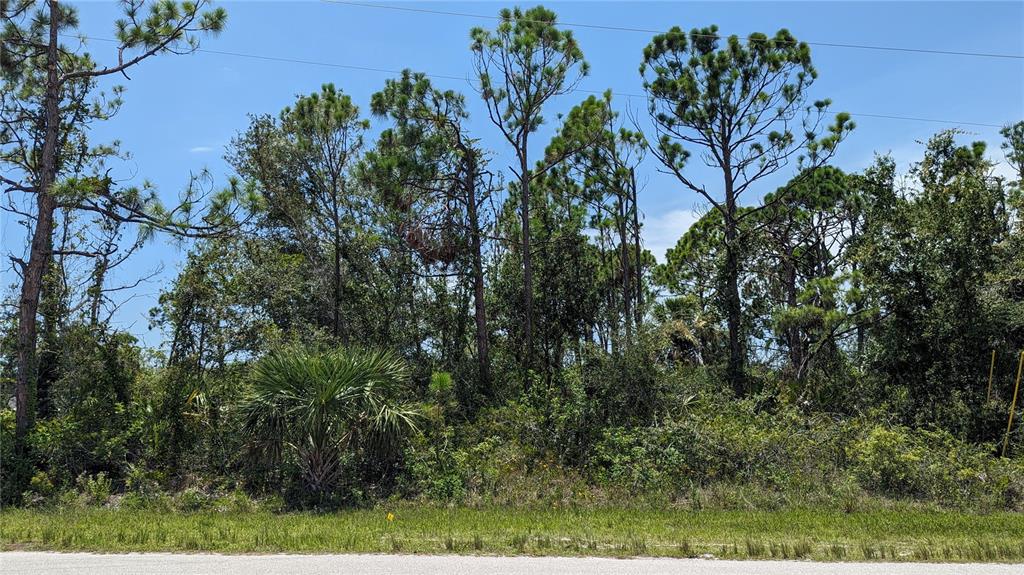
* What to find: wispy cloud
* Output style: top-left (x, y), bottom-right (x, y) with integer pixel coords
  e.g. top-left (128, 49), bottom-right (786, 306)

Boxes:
top-left (641, 208), bottom-right (702, 263)
top-left (189, 146), bottom-right (214, 153)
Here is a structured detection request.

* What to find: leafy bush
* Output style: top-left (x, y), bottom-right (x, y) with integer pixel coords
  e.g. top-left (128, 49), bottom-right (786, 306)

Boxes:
top-left (175, 487), bottom-right (212, 512)
top-left (401, 434), bottom-right (468, 501)
top-left (19, 327), bottom-right (145, 490)
top-left (0, 409), bottom-right (32, 505)
top-left (28, 470), bottom-right (55, 497)
top-left (849, 425), bottom-right (1024, 508)
top-left (29, 407), bottom-right (134, 488)
top-left (76, 472), bottom-right (113, 506)
top-left (589, 392), bottom-right (844, 493)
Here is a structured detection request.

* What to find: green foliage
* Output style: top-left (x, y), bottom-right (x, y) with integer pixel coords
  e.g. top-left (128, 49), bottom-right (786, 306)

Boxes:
top-left (1002, 121), bottom-right (1024, 186)
top-left (639, 22), bottom-right (854, 191)
top-left (400, 424), bottom-right (469, 502)
top-left (471, 5), bottom-right (588, 137)
top-left (860, 132), bottom-right (1012, 435)
top-left (428, 372), bottom-right (454, 404)
top-left (491, 174), bottom-right (603, 379)
top-left (654, 208), bottom-right (756, 367)
top-left (3, 3), bottom-right (1023, 524)
top-left (590, 390), bottom-right (835, 494)
top-left (241, 346), bottom-right (420, 505)
top-left (849, 426), bottom-right (1024, 508)
top-left (1, 0), bottom-right (241, 234)
top-left (640, 22), bottom-right (853, 394)
top-left (0, 410), bottom-right (33, 505)
top-left (25, 327), bottom-right (143, 487)
top-left (75, 472), bottom-right (113, 506)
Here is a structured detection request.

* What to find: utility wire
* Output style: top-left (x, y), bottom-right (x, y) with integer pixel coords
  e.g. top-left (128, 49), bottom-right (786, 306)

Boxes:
top-left (847, 112), bottom-right (1002, 128)
top-left (324, 0), bottom-right (1024, 61)
top-left (64, 34), bottom-right (470, 80)
top-left (201, 47), bottom-right (469, 81)
top-left (68, 34), bottom-right (1007, 129)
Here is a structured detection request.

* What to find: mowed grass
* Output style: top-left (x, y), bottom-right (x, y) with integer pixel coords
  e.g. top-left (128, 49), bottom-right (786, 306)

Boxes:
top-left (2, 506), bottom-right (1023, 562)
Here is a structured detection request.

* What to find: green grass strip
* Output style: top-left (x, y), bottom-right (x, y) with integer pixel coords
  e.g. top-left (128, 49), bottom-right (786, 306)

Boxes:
top-left (2, 507), bottom-right (1023, 562)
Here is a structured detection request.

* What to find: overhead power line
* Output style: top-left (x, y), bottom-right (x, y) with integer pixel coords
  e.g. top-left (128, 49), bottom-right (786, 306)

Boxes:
top-left (67, 34), bottom-right (469, 80)
top-left (848, 113), bottom-right (1002, 128)
top-left (324, 0), bottom-right (1024, 61)
top-left (69, 34), bottom-right (1007, 129)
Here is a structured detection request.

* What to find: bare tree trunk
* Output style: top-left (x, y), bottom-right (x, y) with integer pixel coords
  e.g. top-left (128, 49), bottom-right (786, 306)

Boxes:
top-left (723, 171), bottom-right (745, 396)
top-left (464, 152), bottom-right (491, 393)
top-left (332, 207), bottom-right (343, 341)
top-left (618, 192), bottom-right (632, 347)
top-left (630, 168), bottom-right (643, 332)
top-left (519, 145), bottom-right (534, 380)
top-left (723, 233), bottom-right (744, 395)
top-left (15, 2), bottom-right (60, 444)
top-left (782, 250), bottom-right (804, 380)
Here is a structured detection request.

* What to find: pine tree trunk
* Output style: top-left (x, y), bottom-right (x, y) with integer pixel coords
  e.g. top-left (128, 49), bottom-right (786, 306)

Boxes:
top-left (783, 250), bottom-right (804, 380)
top-left (332, 213), bottom-right (342, 341)
top-left (618, 193), bottom-right (632, 347)
top-left (15, 3), bottom-right (60, 444)
top-left (464, 151), bottom-right (491, 394)
top-left (519, 147), bottom-right (534, 380)
top-left (723, 171), bottom-right (745, 395)
top-left (724, 233), bottom-right (744, 395)
top-left (630, 168), bottom-right (643, 332)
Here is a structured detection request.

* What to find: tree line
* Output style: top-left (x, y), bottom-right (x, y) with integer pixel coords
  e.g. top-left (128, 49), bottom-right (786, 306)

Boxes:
top-left (3, 1), bottom-right (1023, 507)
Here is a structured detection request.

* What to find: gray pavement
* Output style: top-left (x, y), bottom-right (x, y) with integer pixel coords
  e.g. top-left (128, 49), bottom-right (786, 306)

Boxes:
top-left (2, 552), bottom-right (1021, 575)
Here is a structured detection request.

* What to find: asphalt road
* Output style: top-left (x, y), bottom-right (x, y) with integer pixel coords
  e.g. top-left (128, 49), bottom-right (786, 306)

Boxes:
top-left (2, 553), bottom-right (1022, 575)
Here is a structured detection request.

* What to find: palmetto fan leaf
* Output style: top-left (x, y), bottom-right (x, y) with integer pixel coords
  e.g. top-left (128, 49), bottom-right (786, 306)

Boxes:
top-left (242, 346), bottom-right (419, 497)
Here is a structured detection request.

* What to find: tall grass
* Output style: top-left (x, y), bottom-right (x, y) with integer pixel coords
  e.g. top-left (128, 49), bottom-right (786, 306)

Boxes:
top-left (2, 507), bottom-right (1023, 562)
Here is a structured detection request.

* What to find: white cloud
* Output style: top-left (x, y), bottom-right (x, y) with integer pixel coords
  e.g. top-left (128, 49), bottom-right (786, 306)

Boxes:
top-left (189, 146), bottom-right (214, 153)
top-left (641, 208), bottom-right (702, 263)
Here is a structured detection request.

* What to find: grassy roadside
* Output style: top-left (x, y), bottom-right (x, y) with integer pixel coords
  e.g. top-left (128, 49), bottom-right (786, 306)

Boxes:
top-left (2, 507), bottom-right (1023, 562)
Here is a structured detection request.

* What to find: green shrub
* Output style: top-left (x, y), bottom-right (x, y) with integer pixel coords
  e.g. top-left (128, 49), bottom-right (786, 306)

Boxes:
top-left (399, 413), bottom-right (469, 502)
top-left (589, 393), bottom-right (845, 494)
top-left (28, 470), bottom-right (54, 497)
top-left (124, 462), bottom-right (165, 496)
top-left (848, 425), bottom-right (1024, 508)
top-left (76, 472), bottom-right (113, 506)
top-left (119, 491), bottom-right (171, 511)
top-left (241, 346), bottom-right (421, 506)
top-left (175, 487), bottom-right (212, 512)
top-left (28, 409), bottom-right (133, 488)
top-left (0, 409), bottom-right (32, 505)
top-left (219, 488), bottom-right (259, 513)
top-left (429, 372), bottom-right (455, 402)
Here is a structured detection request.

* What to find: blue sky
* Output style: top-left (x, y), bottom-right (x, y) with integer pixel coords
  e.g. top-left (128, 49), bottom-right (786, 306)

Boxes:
top-left (2, 1), bottom-right (1022, 348)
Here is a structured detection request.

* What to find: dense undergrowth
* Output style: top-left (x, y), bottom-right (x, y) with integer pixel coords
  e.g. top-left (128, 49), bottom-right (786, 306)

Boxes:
top-left (4, 360), bottom-right (1022, 515)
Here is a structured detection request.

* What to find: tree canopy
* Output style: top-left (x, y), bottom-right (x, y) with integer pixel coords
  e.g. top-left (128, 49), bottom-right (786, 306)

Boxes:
top-left (2, 2), bottom-right (1023, 515)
